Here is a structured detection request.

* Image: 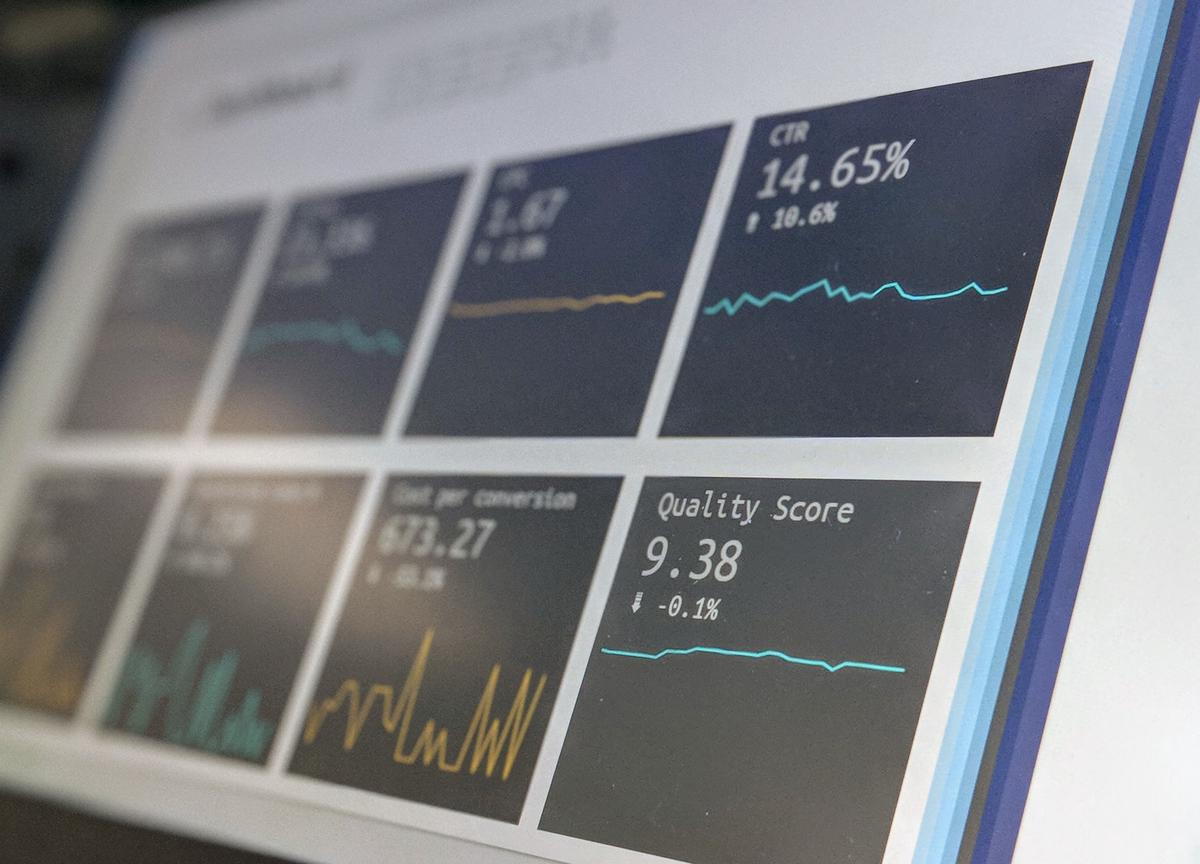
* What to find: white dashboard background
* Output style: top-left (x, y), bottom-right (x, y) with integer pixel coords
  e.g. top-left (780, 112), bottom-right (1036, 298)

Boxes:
top-left (0, 1), bottom-right (1148, 862)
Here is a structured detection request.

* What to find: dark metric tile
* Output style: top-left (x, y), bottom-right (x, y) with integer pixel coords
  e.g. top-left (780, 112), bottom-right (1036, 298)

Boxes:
top-left (405, 127), bottom-right (729, 437)
top-left (104, 474), bottom-right (362, 764)
top-left (63, 206), bottom-right (263, 434)
top-left (663, 64), bottom-right (1090, 437)
top-left (542, 476), bottom-right (978, 864)
top-left (213, 174), bottom-right (465, 436)
top-left (0, 472), bottom-right (162, 716)
top-left (290, 475), bottom-right (620, 822)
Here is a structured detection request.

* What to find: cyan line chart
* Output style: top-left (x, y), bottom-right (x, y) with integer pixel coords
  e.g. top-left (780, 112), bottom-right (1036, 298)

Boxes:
top-left (245, 317), bottom-right (404, 356)
top-left (600, 645), bottom-right (906, 674)
top-left (105, 618), bottom-right (275, 761)
top-left (701, 278), bottom-right (1009, 317)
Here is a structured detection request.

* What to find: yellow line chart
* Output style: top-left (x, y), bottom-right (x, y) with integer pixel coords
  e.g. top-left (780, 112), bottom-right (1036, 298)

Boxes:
top-left (448, 290), bottom-right (666, 319)
top-left (0, 580), bottom-right (86, 713)
top-left (302, 629), bottom-right (547, 781)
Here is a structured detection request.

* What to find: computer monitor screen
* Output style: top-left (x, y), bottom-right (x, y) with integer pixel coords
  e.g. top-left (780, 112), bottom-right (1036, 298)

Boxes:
top-left (0, 1), bottom-right (1187, 862)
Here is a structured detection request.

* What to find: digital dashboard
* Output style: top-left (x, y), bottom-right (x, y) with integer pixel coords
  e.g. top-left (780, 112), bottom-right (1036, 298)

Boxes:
top-left (0, 1), bottom-right (1193, 862)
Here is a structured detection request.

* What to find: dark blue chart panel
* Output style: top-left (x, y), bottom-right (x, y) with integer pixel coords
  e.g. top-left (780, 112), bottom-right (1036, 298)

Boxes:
top-left (104, 474), bottom-right (361, 764)
top-left (542, 477), bottom-right (978, 864)
top-left (213, 175), bottom-right (464, 436)
top-left (63, 207), bottom-right (262, 434)
top-left (663, 65), bottom-right (1090, 438)
top-left (406, 127), bottom-right (728, 438)
top-left (290, 475), bottom-right (620, 822)
top-left (0, 472), bottom-right (162, 716)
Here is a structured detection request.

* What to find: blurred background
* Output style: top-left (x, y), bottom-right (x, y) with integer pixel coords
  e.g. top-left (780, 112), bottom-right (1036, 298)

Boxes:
top-left (0, 0), bottom-right (201, 360)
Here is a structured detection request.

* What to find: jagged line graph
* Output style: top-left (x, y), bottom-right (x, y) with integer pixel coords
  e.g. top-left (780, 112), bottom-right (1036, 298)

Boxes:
top-left (701, 279), bottom-right (1008, 317)
top-left (448, 290), bottom-right (665, 319)
top-left (244, 317), bottom-right (404, 356)
top-left (600, 645), bottom-right (906, 674)
top-left (105, 618), bottom-right (274, 761)
top-left (303, 628), bottom-right (546, 781)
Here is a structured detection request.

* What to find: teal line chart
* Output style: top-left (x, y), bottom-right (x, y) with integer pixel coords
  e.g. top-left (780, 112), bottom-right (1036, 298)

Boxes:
top-left (244, 316), bottom-right (404, 357)
top-left (701, 278), bottom-right (1009, 317)
top-left (105, 618), bottom-right (275, 761)
top-left (599, 645), bottom-right (906, 674)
